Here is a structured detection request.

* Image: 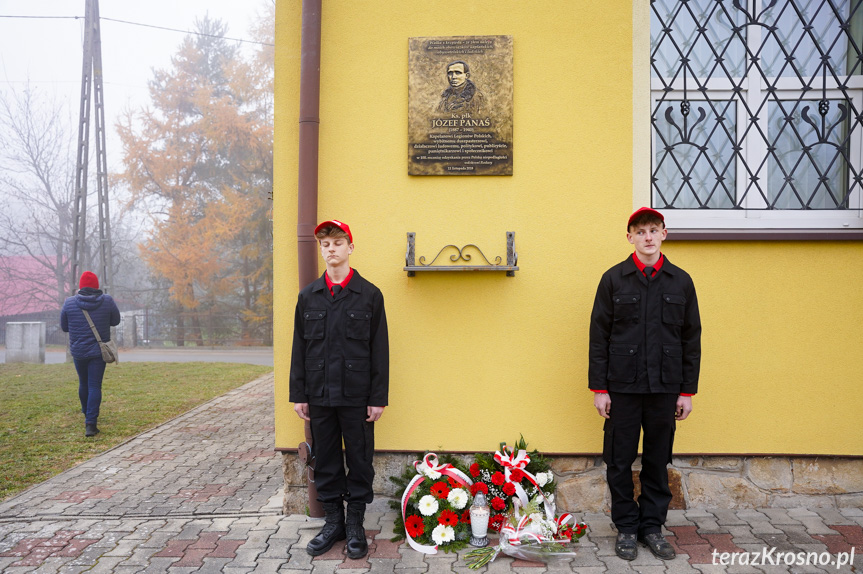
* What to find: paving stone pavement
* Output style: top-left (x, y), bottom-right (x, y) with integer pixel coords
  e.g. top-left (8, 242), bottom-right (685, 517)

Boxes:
top-left (1, 372), bottom-right (861, 572)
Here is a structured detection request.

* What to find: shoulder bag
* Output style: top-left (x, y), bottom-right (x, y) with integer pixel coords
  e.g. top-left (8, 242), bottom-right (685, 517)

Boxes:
top-left (81, 309), bottom-right (119, 363)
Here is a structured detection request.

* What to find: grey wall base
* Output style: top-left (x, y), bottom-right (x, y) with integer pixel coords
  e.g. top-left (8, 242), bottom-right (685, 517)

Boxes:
top-left (282, 453), bottom-right (863, 514)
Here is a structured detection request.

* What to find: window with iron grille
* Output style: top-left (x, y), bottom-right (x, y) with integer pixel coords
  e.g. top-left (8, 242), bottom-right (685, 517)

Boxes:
top-left (651, 0), bottom-right (863, 230)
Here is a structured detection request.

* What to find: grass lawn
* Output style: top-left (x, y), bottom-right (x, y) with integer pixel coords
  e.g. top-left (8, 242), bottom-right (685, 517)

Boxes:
top-left (0, 361), bottom-right (273, 502)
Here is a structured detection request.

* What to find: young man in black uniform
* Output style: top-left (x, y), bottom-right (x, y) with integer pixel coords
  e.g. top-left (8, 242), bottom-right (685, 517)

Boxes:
top-left (290, 220), bottom-right (389, 559)
top-left (588, 207), bottom-right (701, 562)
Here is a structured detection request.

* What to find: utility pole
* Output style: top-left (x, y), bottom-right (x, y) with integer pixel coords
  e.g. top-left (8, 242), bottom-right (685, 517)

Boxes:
top-left (71, 0), bottom-right (113, 295)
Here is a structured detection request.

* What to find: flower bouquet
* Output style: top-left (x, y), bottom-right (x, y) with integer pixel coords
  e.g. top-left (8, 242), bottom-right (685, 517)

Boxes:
top-left (465, 496), bottom-right (587, 568)
top-left (467, 437), bottom-right (556, 533)
top-left (390, 437), bottom-right (589, 565)
top-left (391, 453), bottom-right (474, 553)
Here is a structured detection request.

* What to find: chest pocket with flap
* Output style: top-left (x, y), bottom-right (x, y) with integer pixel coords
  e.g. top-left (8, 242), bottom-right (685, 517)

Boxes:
top-left (662, 293), bottom-right (686, 326)
top-left (346, 309), bottom-right (372, 340)
top-left (612, 293), bottom-right (640, 323)
top-left (303, 309), bottom-right (326, 339)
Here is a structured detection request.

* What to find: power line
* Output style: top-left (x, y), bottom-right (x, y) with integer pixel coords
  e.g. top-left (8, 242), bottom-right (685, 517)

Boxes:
top-left (0, 14), bottom-right (273, 47)
top-left (101, 17), bottom-right (273, 47)
top-left (0, 15), bottom-right (80, 19)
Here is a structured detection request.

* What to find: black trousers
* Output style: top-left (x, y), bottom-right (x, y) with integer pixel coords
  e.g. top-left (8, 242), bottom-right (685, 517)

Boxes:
top-left (603, 392), bottom-right (677, 535)
top-left (309, 405), bottom-right (375, 504)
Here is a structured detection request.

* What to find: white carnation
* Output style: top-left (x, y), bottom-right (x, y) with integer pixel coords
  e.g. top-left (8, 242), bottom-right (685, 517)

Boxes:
top-left (447, 488), bottom-right (468, 510)
top-left (431, 524), bottom-right (455, 545)
top-left (419, 494), bottom-right (439, 516)
top-left (546, 471), bottom-right (555, 484)
top-left (540, 519), bottom-right (557, 538)
top-left (536, 472), bottom-right (549, 487)
top-left (417, 462), bottom-right (441, 479)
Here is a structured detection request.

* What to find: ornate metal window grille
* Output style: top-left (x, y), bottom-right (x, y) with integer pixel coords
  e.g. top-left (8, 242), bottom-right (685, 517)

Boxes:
top-left (651, 0), bottom-right (863, 211)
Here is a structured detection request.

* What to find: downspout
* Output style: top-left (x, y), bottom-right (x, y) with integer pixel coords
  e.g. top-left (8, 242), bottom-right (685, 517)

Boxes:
top-left (298, 0), bottom-right (323, 519)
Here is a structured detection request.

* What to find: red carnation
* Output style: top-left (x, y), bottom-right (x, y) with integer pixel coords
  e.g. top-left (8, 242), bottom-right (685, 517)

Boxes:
top-left (502, 482), bottom-right (516, 496)
top-left (430, 481), bottom-right (450, 499)
top-left (438, 509), bottom-right (459, 527)
top-left (405, 515), bottom-right (424, 537)
top-left (491, 496), bottom-right (506, 511)
top-left (470, 482), bottom-right (489, 496)
top-left (461, 509), bottom-right (471, 524)
top-left (510, 469), bottom-right (524, 482)
top-left (490, 514), bottom-right (506, 531)
top-left (491, 472), bottom-right (505, 486)
top-left (469, 463), bottom-right (481, 477)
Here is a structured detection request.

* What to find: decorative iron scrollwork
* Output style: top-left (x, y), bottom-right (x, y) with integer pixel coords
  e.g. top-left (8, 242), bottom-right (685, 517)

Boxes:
top-left (419, 245), bottom-right (502, 267)
top-left (664, 104), bottom-right (707, 145)
top-left (405, 232), bottom-right (518, 277)
top-left (801, 103), bottom-right (849, 147)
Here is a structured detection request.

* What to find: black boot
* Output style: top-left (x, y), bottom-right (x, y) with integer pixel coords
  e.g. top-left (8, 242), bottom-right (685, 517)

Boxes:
top-left (306, 501), bottom-right (346, 556)
top-left (345, 502), bottom-right (368, 559)
top-left (85, 423), bottom-right (99, 437)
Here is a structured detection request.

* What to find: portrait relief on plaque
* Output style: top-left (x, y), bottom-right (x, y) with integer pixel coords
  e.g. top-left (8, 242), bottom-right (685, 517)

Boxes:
top-left (408, 35), bottom-right (513, 176)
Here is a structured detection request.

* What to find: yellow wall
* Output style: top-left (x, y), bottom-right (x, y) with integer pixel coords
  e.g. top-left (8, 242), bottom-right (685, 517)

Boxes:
top-left (274, 1), bottom-right (863, 456)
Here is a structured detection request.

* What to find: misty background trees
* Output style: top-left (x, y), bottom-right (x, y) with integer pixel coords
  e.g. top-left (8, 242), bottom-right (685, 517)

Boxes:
top-left (0, 87), bottom-right (78, 313)
top-left (0, 6), bottom-right (274, 347)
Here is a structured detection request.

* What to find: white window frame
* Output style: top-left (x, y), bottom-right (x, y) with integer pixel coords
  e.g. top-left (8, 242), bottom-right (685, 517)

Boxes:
top-left (639, 0), bottom-right (863, 233)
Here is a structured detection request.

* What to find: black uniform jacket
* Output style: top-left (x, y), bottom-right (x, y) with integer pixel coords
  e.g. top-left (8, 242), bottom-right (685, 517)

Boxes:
top-left (289, 270), bottom-right (389, 407)
top-left (588, 255), bottom-right (701, 395)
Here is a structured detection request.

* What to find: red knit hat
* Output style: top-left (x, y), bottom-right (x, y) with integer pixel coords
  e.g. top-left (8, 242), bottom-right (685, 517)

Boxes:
top-left (79, 271), bottom-right (99, 289)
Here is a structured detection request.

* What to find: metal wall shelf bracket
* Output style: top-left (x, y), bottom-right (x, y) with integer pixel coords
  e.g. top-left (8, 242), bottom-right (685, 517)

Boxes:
top-left (404, 232), bottom-right (518, 277)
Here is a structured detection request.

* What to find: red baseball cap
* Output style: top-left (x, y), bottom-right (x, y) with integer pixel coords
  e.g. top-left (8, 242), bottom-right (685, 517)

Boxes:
top-left (314, 220), bottom-right (353, 243)
top-left (627, 207), bottom-right (664, 229)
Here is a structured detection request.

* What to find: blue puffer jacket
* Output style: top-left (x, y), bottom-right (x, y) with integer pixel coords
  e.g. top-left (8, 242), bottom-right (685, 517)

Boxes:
top-left (60, 288), bottom-right (121, 360)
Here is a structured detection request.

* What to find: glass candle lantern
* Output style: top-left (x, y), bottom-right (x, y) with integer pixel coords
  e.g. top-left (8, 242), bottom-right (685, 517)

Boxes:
top-left (469, 491), bottom-right (490, 547)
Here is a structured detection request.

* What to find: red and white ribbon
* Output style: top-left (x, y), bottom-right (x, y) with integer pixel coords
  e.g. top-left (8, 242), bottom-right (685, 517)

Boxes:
top-left (551, 512), bottom-right (577, 542)
top-left (494, 445), bottom-right (554, 518)
top-left (400, 453), bottom-right (473, 554)
top-left (556, 512), bottom-right (573, 531)
top-left (500, 514), bottom-right (543, 545)
top-left (500, 511), bottom-right (575, 546)
top-left (493, 446), bottom-right (531, 472)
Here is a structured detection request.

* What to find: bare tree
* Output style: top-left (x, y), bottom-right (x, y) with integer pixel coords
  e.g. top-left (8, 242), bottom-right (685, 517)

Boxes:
top-left (0, 85), bottom-right (151, 318)
top-left (0, 86), bottom-right (77, 311)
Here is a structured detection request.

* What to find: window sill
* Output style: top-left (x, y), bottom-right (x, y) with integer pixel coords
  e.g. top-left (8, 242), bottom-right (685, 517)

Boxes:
top-left (669, 229), bottom-right (863, 241)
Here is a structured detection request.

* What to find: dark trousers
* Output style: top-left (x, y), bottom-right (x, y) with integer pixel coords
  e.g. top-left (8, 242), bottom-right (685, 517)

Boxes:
top-left (604, 392), bottom-right (677, 535)
top-left (309, 405), bottom-right (375, 504)
top-left (74, 357), bottom-right (106, 424)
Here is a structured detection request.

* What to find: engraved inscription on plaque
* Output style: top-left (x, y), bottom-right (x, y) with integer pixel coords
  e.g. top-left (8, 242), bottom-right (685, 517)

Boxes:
top-left (408, 36), bottom-right (513, 176)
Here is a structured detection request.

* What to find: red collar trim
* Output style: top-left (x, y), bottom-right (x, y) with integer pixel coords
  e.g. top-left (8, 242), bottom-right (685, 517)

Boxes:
top-left (632, 252), bottom-right (664, 277)
top-left (325, 268), bottom-right (354, 295)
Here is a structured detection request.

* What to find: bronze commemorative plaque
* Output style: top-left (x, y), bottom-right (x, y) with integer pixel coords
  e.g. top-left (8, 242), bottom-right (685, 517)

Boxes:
top-left (408, 35), bottom-right (513, 175)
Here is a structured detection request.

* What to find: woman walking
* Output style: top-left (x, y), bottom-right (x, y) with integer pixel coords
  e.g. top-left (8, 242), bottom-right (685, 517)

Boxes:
top-left (60, 271), bottom-right (121, 437)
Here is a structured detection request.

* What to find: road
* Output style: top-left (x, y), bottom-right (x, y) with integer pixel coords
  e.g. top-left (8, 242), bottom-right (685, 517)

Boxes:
top-left (1, 347), bottom-right (274, 366)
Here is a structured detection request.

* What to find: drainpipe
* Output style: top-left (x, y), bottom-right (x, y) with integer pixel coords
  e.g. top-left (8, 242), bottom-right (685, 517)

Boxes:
top-left (298, 0), bottom-right (323, 519)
